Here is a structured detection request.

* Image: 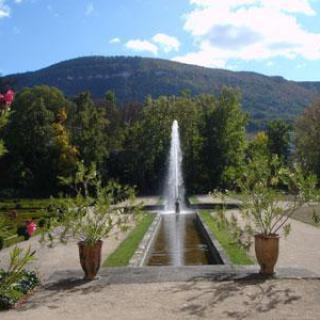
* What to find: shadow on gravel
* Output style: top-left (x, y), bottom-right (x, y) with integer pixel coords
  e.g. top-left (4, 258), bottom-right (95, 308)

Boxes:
top-left (169, 276), bottom-right (301, 319)
top-left (16, 277), bottom-right (107, 312)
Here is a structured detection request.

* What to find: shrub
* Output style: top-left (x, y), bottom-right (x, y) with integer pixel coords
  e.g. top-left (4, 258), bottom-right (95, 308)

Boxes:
top-left (0, 270), bottom-right (39, 310)
top-left (0, 246), bottom-right (38, 310)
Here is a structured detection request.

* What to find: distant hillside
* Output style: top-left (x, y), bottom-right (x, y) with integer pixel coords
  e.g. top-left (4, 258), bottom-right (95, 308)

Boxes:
top-left (2, 56), bottom-right (320, 129)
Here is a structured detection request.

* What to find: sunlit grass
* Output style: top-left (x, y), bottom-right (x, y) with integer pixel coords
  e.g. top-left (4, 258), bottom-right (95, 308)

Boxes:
top-left (199, 211), bottom-right (253, 265)
top-left (103, 213), bottom-right (155, 267)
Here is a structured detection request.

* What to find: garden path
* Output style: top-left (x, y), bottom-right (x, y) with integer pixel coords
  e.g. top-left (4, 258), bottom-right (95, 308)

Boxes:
top-left (2, 278), bottom-right (320, 320)
top-left (195, 194), bottom-right (320, 275)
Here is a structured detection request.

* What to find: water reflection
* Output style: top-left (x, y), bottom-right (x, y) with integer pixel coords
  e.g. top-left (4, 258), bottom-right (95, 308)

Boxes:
top-left (147, 213), bottom-right (217, 266)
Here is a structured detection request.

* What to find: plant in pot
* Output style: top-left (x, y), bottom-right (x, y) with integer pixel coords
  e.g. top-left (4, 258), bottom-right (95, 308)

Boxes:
top-left (236, 155), bottom-right (319, 275)
top-left (42, 165), bottom-right (140, 280)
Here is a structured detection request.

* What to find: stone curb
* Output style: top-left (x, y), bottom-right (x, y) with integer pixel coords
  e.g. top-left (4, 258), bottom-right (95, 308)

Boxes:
top-left (129, 213), bottom-right (161, 267)
top-left (45, 266), bottom-right (320, 287)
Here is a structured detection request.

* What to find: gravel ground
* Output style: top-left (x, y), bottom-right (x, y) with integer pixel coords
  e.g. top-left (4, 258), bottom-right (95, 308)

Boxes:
top-left (196, 195), bottom-right (320, 275)
top-left (2, 279), bottom-right (320, 320)
top-left (0, 228), bottom-right (131, 283)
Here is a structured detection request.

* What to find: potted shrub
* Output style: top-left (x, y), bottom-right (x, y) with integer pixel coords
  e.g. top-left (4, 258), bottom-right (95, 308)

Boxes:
top-left (236, 156), bottom-right (319, 275)
top-left (42, 177), bottom-right (140, 280)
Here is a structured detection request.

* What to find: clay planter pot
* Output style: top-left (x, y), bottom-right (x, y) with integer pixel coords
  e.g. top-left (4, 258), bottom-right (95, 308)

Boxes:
top-left (255, 234), bottom-right (280, 275)
top-left (78, 240), bottom-right (103, 280)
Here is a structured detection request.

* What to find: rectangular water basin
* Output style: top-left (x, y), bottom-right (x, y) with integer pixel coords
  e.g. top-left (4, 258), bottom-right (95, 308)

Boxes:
top-left (146, 213), bottom-right (225, 266)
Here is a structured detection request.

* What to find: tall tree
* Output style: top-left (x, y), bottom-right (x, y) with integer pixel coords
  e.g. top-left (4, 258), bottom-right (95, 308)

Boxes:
top-left (70, 92), bottom-right (108, 167)
top-left (4, 86), bottom-right (71, 195)
top-left (199, 88), bottom-right (248, 189)
top-left (266, 120), bottom-right (291, 163)
top-left (294, 100), bottom-right (320, 179)
top-left (6, 97), bottom-right (56, 194)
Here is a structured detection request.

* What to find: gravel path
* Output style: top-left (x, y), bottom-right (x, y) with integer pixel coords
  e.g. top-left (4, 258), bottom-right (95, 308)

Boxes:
top-left (195, 194), bottom-right (320, 275)
top-left (0, 229), bottom-right (130, 283)
top-left (2, 279), bottom-right (320, 320)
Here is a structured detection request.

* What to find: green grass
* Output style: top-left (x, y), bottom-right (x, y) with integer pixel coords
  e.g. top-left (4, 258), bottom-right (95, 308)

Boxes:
top-left (103, 213), bottom-right (155, 267)
top-left (188, 196), bottom-right (199, 204)
top-left (199, 211), bottom-right (253, 265)
top-left (0, 198), bottom-right (60, 249)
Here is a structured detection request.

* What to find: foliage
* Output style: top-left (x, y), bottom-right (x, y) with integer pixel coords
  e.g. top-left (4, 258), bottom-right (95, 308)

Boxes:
top-left (199, 89), bottom-right (248, 189)
top-left (70, 92), bottom-right (108, 167)
top-left (266, 120), bottom-right (291, 163)
top-left (103, 213), bottom-right (155, 267)
top-left (246, 131), bottom-right (269, 160)
top-left (0, 83), bottom-right (318, 198)
top-left (52, 107), bottom-right (79, 178)
top-left (237, 155), bottom-right (319, 236)
top-left (199, 211), bottom-right (253, 265)
top-left (294, 100), bottom-right (320, 180)
top-left (42, 166), bottom-right (141, 246)
top-left (0, 246), bottom-right (38, 310)
top-left (58, 161), bottom-right (97, 197)
top-left (4, 86), bottom-right (72, 195)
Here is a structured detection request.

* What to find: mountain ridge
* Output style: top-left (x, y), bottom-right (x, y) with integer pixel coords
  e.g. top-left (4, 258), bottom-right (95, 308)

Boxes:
top-left (2, 56), bottom-right (320, 129)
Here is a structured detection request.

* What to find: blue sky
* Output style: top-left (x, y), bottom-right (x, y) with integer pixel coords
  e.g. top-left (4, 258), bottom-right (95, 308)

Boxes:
top-left (1, 0), bottom-right (320, 81)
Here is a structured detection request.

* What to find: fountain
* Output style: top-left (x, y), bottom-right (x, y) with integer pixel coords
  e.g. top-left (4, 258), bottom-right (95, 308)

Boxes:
top-left (144, 120), bottom-right (224, 267)
top-left (164, 120), bottom-right (186, 213)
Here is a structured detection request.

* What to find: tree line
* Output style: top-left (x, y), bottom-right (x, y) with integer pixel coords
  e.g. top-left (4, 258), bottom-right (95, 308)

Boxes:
top-left (0, 85), bottom-right (319, 197)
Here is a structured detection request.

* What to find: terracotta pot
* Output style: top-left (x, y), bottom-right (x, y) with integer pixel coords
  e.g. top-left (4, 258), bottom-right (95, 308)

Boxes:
top-left (255, 234), bottom-right (279, 275)
top-left (78, 240), bottom-right (103, 280)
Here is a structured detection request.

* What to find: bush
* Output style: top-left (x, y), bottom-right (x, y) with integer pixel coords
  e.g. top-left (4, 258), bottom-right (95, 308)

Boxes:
top-left (0, 236), bottom-right (3, 250)
top-left (0, 246), bottom-right (38, 310)
top-left (0, 270), bottom-right (39, 310)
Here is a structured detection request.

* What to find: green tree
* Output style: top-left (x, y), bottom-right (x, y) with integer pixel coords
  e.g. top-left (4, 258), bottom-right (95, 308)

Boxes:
top-left (6, 97), bottom-right (56, 194)
top-left (4, 86), bottom-right (72, 195)
top-left (266, 120), bottom-right (291, 163)
top-left (246, 131), bottom-right (269, 160)
top-left (199, 88), bottom-right (247, 189)
top-left (70, 92), bottom-right (108, 167)
top-left (294, 100), bottom-right (320, 179)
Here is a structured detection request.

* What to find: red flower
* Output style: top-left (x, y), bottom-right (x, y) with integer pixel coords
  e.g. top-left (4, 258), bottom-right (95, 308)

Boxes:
top-left (4, 90), bottom-right (14, 106)
top-left (0, 90), bottom-right (14, 110)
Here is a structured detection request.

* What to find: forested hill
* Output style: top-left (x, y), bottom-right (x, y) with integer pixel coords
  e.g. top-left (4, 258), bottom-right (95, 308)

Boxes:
top-left (2, 56), bottom-right (320, 128)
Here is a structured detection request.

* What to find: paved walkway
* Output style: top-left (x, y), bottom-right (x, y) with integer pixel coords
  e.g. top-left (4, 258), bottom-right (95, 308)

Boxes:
top-left (2, 195), bottom-right (320, 319)
top-left (0, 228), bottom-right (131, 283)
top-left (195, 195), bottom-right (320, 275)
top-left (2, 275), bottom-right (320, 320)
top-left (0, 196), bottom-right (159, 281)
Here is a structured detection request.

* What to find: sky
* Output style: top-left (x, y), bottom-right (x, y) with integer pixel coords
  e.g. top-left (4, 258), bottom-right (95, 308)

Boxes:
top-left (1, 0), bottom-right (320, 81)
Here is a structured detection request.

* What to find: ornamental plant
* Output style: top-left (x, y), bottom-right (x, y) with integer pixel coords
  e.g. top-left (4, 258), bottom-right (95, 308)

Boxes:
top-left (0, 246), bottom-right (38, 310)
top-left (0, 89), bottom-right (14, 111)
top-left (42, 164), bottom-right (141, 246)
top-left (237, 155), bottom-right (319, 237)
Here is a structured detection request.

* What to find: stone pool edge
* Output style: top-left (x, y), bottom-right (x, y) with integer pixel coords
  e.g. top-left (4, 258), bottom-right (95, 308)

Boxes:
top-left (129, 213), bottom-right (162, 267)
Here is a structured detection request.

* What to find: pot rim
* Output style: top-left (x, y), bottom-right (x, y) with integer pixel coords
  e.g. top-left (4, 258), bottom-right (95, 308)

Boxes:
top-left (255, 233), bottom-right (280, 239)
top-left (78, 239), bottom-right (103, 246)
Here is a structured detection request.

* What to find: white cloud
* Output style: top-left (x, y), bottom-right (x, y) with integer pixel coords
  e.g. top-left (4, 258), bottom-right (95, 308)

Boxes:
top-left (110, 37), bottom-right (121, 44)
top-left (14, 0), bottom-right (23, 3)
top-left (0, 0), bottom-right (10, 19)
top-left (152, 33), bottom-right (180, 53)
top-left (85, 3), bottom-right (94, 16)
top-left (126, 39), bottom-right (158, 55)
top-left (174, 0), bottom-right (320, 68)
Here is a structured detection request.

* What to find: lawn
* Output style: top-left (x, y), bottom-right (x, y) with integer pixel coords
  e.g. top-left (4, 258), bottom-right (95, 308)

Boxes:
top-left (199, 211), bottom-right (253, 265)
top-left (103, 213), bottom-right (155, 267)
